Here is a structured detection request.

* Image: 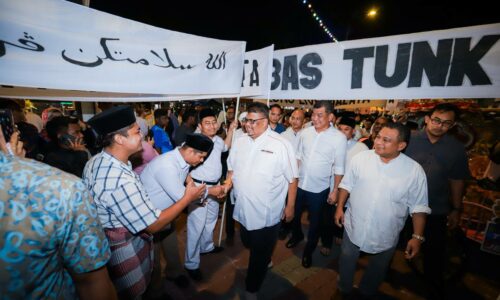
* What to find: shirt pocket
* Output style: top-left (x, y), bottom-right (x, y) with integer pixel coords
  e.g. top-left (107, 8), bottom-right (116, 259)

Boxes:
top-left (253, 150), bottom-right (277, 177)
top-left (387, 179), bottom-right (408, 219)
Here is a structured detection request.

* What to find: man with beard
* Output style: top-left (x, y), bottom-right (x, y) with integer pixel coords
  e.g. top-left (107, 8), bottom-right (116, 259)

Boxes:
top-left (226, 102), bottom-right (298, 299)
top-left (334, 122), bottom-right (430, 299)
top-left (405, 103), bottom-right (470, 299)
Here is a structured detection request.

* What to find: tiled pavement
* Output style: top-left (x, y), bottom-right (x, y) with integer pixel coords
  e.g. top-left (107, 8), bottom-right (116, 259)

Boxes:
top-left (158, 212), bottom-right (499, 300)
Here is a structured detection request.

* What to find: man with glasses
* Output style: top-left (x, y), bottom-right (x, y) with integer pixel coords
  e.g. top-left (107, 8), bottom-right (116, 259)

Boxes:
top-left (405, 103), bottom-right (470, 299)
top-left (226, 102), bottom-right (298, 299)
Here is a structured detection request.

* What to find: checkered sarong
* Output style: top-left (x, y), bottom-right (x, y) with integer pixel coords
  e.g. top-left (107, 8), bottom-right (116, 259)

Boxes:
top-left (105, 228), bottom-right (154, 300)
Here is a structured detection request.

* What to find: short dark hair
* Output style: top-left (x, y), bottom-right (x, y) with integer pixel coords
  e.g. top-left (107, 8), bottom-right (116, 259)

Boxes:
top-left (313, 101), bottom-right (333, 114)
top-left (269, 104), bottom-right (282, 113)
top-left (45, 116), bottom-right (70, 142)
top-left (100, 125), bottom-right (133, 148)
top-left (154, 108), bottom-right (168, 120)
top-left (182, 109), bottom-right (197, 123)
top-left (429, 103), bottom-right (460, 120)
top-left (0, 99), bottom-right (23, 112)
top-left (247, 102), bottom-right (269, 118)
top-left (383, 122), bottom-right (411, 145)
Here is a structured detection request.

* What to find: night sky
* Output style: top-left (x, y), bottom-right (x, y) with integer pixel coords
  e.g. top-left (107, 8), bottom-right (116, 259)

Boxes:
top-left (90, 1), bottom-right (498, 51)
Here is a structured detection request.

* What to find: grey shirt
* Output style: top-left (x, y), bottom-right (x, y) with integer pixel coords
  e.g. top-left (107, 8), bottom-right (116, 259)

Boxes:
top-left (406, 130), bottom-right (470, 215)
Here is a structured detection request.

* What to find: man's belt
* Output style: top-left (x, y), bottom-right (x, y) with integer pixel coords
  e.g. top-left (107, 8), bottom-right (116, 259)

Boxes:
top-left (192, 178), bottom-right (219, 185)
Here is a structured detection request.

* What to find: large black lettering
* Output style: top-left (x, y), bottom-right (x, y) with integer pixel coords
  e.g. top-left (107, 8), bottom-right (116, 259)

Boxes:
top-left (281, 55), bottom-right (299, 90)
top-left (343, 47), bottom-right (374, 89)
top-left (249, 59), bottom-right (259, 86)
top-left (271, 58), bottom-right (281, 90)
top-left (241, 59), bottom-right (249, 87)
top-left (447, 35), bottom-right (500, 86)
top-left (408, 39), bottom-right (453, 87)
top-left (299, 53), bottom-right (322, 89)
top-left (374, 43), bottom-right (411, 88)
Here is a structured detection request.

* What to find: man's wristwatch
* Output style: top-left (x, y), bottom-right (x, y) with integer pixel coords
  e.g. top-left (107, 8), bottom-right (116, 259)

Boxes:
top-left (412, 233), bottom-right (425, 242)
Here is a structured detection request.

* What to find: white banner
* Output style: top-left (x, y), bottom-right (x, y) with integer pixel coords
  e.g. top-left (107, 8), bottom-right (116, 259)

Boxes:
top-left (241, 45), bottom-right (274, 97)
top-left (0, 0), bottom-right (246, 96)
top-left (270, 24), bottom-right (500, 100)
top-left (165, 45), bottom-right (274, 100)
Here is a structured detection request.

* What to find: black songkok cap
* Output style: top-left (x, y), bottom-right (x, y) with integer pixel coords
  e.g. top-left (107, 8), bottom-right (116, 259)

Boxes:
top-left (198, 108), bottom-right (217, 123)
top-left (185, 133), bottom-right (214, 153)
top-left (88, 105), bottom-right (136, 136)
top-left (338, 117), bottom-right (356, 129)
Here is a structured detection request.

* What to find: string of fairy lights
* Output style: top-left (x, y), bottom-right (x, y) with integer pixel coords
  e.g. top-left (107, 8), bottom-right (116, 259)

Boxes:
top-left (301, 0), bottom-right (339, 43)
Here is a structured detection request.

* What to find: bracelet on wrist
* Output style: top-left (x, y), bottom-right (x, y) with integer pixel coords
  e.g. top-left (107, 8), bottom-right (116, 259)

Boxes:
top-left (412, 233), bottom-right (425, 242)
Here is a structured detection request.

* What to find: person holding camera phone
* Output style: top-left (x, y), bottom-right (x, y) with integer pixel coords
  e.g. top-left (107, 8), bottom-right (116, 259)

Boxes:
top-left (43, 116), bottom-right (90, 177)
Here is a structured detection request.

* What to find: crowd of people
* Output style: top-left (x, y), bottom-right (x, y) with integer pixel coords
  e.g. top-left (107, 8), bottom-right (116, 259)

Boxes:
top-left (0, 99), bottom-right (476, 300)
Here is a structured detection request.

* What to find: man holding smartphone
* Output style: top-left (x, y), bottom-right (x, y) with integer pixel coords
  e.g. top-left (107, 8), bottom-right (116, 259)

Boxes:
top-left (43, 116), bottom-right (90, 177)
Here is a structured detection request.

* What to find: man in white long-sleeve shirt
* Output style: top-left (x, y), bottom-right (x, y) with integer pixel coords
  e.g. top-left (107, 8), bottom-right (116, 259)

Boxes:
top-left (334, 122), bottom-right (430, 299)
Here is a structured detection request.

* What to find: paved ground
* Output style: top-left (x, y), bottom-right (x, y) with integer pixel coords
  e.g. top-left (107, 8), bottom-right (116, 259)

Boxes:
top-left (158, 211), bottom-right (500, 300)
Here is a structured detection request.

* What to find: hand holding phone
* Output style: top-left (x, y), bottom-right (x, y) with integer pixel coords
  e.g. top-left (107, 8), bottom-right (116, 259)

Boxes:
top-left (0, 109), bottom-right (15, 142)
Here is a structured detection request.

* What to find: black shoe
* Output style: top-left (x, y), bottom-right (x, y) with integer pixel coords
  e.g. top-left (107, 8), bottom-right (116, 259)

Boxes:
top-left (286, 236), bottom-right (304, 248)
top-left (167, 275), bottom-right (189, 288)
top-left (185, 268), bottom-right (203, 281)
top-left (200, 246), bottom-right (224, 256)
top-left (302, 253), bottom-right (312, 268)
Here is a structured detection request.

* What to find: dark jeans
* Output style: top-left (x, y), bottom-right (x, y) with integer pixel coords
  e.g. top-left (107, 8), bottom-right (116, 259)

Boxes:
top-left (423, 214), bottom-right (448, 297)
top-left (291, 187), bottom-right (330, 255)
top-left (240, 223), bottom-right (280, 293)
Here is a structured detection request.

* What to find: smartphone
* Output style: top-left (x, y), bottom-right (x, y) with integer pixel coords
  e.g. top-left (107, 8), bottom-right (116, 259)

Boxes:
top-left (0, 109), bottom-right (15, 142)
top-left (59, 134), bottom-right (77, 147)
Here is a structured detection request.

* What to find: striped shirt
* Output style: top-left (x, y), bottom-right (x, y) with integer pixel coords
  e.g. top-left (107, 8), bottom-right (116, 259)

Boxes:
top-left (83, 151), bottom-right (161, 234)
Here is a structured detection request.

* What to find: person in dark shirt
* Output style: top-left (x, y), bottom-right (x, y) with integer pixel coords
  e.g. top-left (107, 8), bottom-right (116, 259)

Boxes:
top-left (405, 103), bottom-right (470, 299)
top-left (43, 116), bottom-right (90, 177)
top-left (174, 109), bottom-right (197, 146)
top-left (269, 104), bottom-right (286, 133)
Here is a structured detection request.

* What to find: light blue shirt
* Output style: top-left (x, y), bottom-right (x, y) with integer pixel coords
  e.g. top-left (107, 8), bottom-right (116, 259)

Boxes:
top-left (140, 148), bottom-right (190, 210)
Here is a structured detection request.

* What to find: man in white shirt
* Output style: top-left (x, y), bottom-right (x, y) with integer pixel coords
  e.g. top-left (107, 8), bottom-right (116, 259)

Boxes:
top-left (286, 102), bottom-right (347, 269)
top-left (281, 108), bottom-right (305, 152)
top-left (278, 108), bottom-right (305, 240)
top-left (184, 109), bottom-right (236, 281)
top-left (320, 116), bottom-right (369, 255)
top-left (226, 102), bottom-right (298, 299)
top-left (140, 133), bottom-right (216, 292)
top-left (334, 122), bottom-right (430, 298)
top-left (338, 116), bottom-right (369, 169)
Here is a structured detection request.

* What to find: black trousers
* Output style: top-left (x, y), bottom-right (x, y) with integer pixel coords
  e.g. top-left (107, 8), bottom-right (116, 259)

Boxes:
top-left (291, 187), bottom-right (330, 255)
top-left (240, 223), bottom-right (280, 293)
top-left (225, 198), bottom-right (235, 238)
top-left (423, 214), bottom-right (448, 297)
